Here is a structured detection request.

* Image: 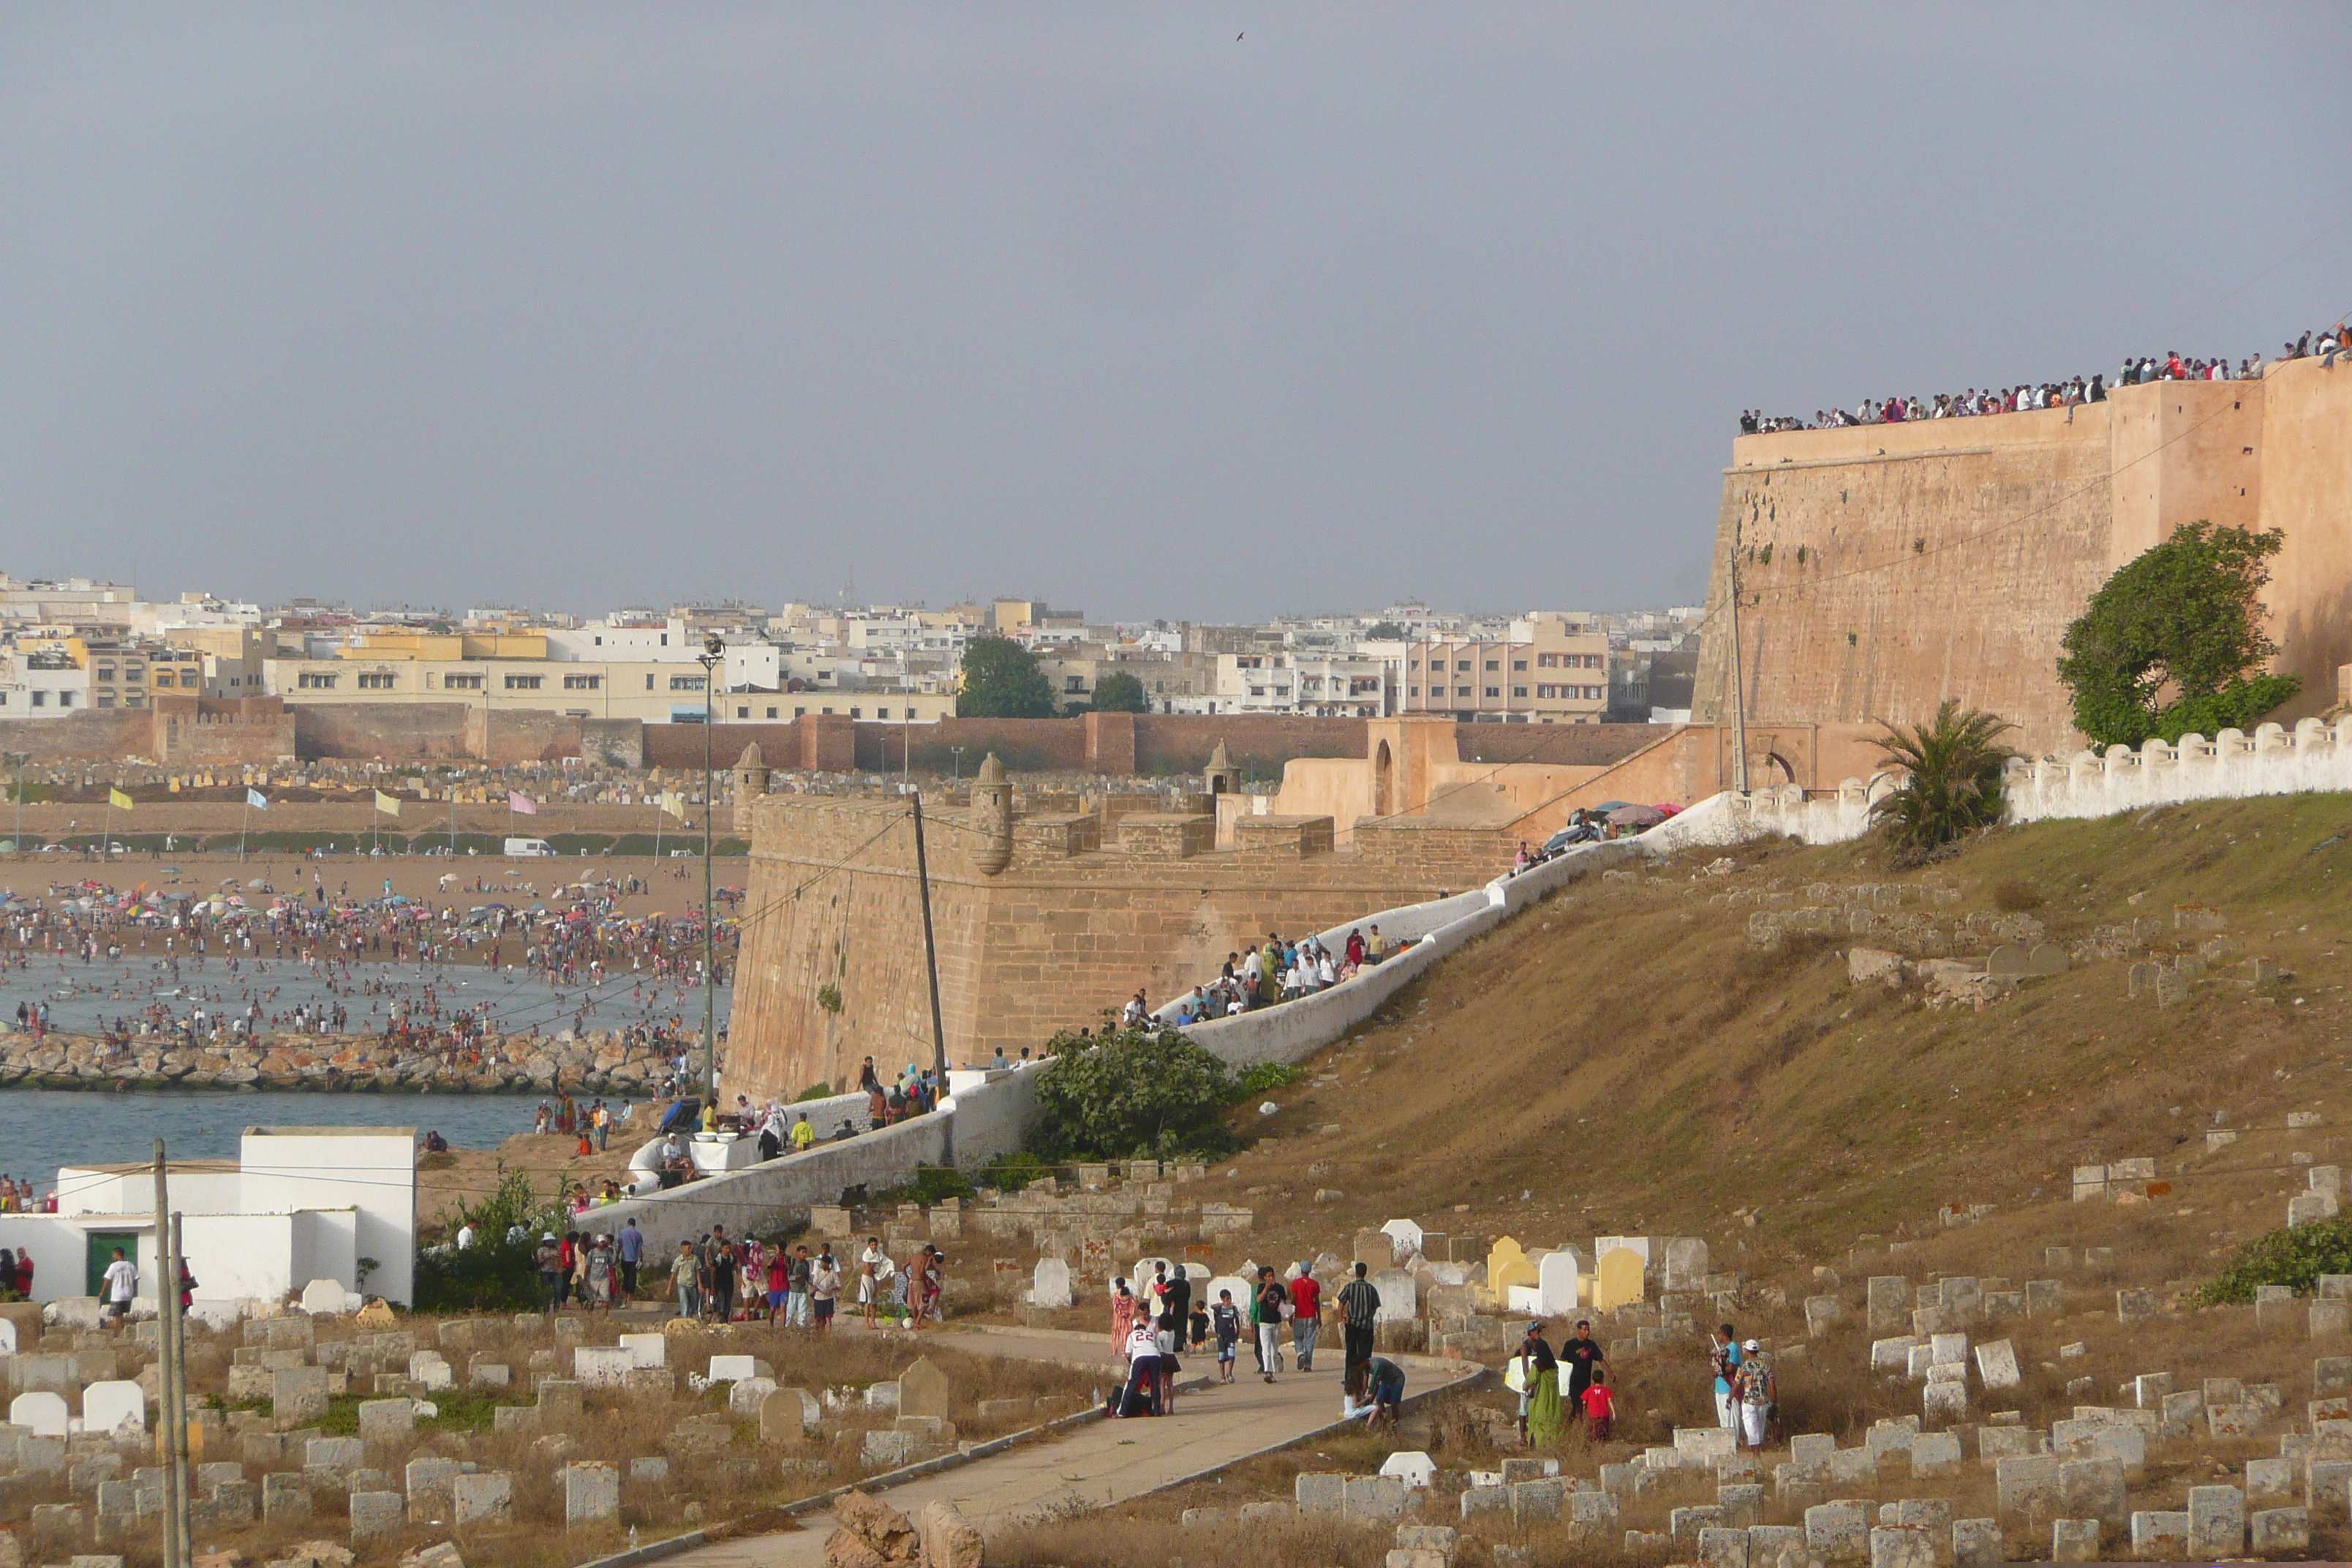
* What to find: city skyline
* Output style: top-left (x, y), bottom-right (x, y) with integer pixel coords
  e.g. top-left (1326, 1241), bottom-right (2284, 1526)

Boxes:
top-left (4, 7), bottom-right (2347, 619)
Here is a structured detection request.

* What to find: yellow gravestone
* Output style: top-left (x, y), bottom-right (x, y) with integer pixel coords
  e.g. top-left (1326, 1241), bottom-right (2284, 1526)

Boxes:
top-left (1594, 1246), bottom-right (1646, 1313)
top-left (1487, 1236), bottom-right (1536, 1303)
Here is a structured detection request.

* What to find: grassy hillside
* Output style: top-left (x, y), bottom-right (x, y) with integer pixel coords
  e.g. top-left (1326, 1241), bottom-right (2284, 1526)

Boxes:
top-left (1220, 791), bottom-right (2352, 1274)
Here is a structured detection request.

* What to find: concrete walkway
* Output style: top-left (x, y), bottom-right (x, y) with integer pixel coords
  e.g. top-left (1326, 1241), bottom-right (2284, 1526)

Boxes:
top-left (660, 1326), bottom-right (1480, 1568)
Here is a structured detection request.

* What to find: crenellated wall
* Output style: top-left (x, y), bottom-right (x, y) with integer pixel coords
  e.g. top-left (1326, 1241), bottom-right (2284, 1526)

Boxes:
top-left (1694, 357), bottom-right (2352, 757)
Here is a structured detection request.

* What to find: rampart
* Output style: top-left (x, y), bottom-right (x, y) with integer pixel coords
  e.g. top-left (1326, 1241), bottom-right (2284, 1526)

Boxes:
top-left (1693, 356), bottom-right (2352, 756)
top-left (725, 786), bottom-right (1507, 1103)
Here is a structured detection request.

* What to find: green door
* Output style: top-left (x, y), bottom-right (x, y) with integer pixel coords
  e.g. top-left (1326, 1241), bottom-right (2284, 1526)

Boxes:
top-left (86, 1232), bottom-right (140, 1298)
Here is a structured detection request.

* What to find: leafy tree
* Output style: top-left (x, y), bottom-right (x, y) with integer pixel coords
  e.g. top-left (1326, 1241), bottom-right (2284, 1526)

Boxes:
top-left (2057, 521), bottom-right (2301, 746)
top-left (1030, 1024), bottom-right (1238, 1160)
top-left (956, 636), bottom-right (1058, 718)
top-left (1868, 701), bottom-right (2016, 864)
top-left (1087, 670), bottom-right (1150, 714)
top-left (1366, 621), bottom-right (1406, 641)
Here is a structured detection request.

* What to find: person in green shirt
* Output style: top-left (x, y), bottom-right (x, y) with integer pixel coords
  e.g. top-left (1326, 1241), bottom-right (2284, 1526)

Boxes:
top-left (1251, 1267), bottom-right (1288, 1384)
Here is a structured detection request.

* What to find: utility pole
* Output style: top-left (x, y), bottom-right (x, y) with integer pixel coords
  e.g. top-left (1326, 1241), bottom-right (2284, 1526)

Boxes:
top-left (1727, 505), bottom-right (1752, 796)
top-left (909, 791), bottom-right (950, 1158)
top-left (151, 1140), bottom-right (186, 1568)
top-left (165, 1212), bottom-right (192, 1568)
top-left (699, 634), bottom-right (723, 1113)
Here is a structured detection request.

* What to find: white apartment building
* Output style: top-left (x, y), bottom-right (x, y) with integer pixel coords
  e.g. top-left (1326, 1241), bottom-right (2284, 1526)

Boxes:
top-left (0, 646), bottom-right (90, 718)
top-left (1213, 652), bottom-right (1390, 717)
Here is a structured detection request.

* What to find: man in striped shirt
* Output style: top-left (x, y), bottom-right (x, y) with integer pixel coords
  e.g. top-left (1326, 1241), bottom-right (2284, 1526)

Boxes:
top-left (1335, 1262), bottom-right (1382, 1387)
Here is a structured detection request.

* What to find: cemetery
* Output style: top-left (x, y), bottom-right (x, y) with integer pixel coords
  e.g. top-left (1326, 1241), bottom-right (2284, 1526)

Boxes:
top-left (4, 792), bottom-right (2352, 1566)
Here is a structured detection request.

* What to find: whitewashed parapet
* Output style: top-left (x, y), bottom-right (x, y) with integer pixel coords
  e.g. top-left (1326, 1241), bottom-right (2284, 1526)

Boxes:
top-left (2004, 718), bottom-right (2352, 822)
top-left (1640, 779), bottom-right (1884, 851)
top-left (1153, 840), bottom-right (1642, 1068)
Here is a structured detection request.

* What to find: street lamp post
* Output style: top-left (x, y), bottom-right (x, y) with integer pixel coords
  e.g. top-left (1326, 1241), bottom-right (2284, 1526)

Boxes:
top-left (698, 634), bottom-right (724, 1113)
top-left (949, 747), bottom-right (964, 785)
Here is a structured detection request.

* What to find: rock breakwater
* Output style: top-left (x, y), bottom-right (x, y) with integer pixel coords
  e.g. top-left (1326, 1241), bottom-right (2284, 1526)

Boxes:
top-left (0, 1030), bottom-right (671, 1093)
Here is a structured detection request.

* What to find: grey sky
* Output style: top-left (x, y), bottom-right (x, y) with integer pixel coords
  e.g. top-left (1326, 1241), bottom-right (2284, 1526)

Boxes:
top-left (4, 5), bottom-right (2347, 622)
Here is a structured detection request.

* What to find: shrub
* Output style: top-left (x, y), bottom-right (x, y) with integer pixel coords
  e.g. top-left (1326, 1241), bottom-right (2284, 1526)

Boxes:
top-left (1030, 1024), bottom-right (1240, 1161)
top-left (1869, 701), bottom-right (2017, 865)
top-left (2200, 1215), bottom-right (2352, 1304)
top-left (412, 1169), bottom-right (568, 1313)
top-left (1232, 1061), bottom-right (1299, 1100)
top-left (1991, 877), bottom-right (2043, 913)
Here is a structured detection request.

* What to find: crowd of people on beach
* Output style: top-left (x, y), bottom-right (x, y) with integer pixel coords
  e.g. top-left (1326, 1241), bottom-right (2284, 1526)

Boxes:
top-left (1740, 321), bottom-right (2352, 435)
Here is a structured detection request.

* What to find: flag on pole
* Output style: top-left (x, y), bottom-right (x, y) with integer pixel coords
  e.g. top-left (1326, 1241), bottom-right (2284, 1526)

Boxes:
top-left (108, 788), bottom-right (134, 811)
top-left (659, 791), bottom-right (687, 821)
top-left (508, 791), bottom-right (538, 816)
top-left (246, 788), bottom-right (269, 810)
top-left (374, 790), bottom-right (402, 817)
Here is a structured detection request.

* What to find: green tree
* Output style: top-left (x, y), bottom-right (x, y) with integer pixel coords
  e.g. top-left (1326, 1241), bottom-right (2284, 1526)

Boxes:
top-left (1087, 670), bottom-right (1150, 713)
top-left (1030, 1024), bottom-right (1237, 1160)
top-left (2057, 521), bottom-right (2301, 746)
top-left (1366, 621), bottom-right (1406, 641)
top-left (1868, 701), bottom-right (2016, 864)
top-left (956, 636), bottom-right (1058, 718)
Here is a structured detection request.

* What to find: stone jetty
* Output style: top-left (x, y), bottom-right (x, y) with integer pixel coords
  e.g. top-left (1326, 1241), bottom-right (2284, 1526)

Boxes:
top-left (0, 1030), bottom-right (668, 1093)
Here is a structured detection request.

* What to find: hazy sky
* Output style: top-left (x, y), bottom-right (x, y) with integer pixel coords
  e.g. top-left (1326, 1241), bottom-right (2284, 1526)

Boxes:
top-left (4, 7), bottom-right (2347, 622)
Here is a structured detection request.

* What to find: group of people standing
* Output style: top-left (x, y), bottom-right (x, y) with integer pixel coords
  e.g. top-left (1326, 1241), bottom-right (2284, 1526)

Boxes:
top-left (1513, 1319), bottom-right (1613, 1444)
top-left (1106, 1259), bottom-right (1403, 1429)
top-left (532, 1221), bottom-right (645, 1311)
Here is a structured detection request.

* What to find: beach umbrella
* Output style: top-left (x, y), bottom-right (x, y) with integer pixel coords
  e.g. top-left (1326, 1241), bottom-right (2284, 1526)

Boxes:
top-left (1606, 804), bottom-right (1666, 828)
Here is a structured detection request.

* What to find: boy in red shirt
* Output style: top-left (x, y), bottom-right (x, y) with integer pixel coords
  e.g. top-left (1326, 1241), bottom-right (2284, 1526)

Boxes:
top-left (1582, 1366), bottom-right (1616, 1441)
top-left (1289, 1265), bottom-right (1322, 1373)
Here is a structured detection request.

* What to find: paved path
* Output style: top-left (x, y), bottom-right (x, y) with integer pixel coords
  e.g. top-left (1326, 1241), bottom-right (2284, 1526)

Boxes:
top-left (662, 1327), bottom-right (1480, 1568)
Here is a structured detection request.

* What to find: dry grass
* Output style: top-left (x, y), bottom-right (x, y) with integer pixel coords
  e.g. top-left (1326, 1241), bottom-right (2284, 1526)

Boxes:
top-left (10, 1313), bottom-right (1098, 1568)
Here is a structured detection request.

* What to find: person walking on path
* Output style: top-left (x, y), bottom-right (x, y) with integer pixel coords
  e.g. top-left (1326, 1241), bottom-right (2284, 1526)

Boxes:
top-left (1251, 1267), bottom-right (1288, 1384)
top-left (617, 1219), bottom-right (642, 1300)
top-left (1583, 1365), bottom-right (1617, 1441)
top-left (1336, 1262), bottom-right (1382, 1387)
top-left (535, 1233), bottom-right (565, 1315)
top-left (673, 1240), bottom-right (701, 1319)
top-left (1711, 1324), bottom-right (1745, 1441)
top-left (1211, 1289), bottom-right (1240, 1383)
top-left (1288, 1263), bottom-right (1322, 1373)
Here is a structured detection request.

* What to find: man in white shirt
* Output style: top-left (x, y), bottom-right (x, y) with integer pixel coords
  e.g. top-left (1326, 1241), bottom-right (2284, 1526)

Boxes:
top-left (101, 1247), bottom-right (138, 1325)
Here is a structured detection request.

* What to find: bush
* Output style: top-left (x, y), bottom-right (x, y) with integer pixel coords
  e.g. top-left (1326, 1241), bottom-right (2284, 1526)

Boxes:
top-left (1991, 877), bottom-right (2043, 913)
top-left (871, 1164), bottom-right (976, 1208)
top-left (1232, 1061), bottom-right (1298, 1100)
top-left (2200, 1216), bottom-right (2352, 1304)
top-left (412, 1169), bottom-right (568, 1313)
top-left (1030, 1025), bottom-right (1240, 1161)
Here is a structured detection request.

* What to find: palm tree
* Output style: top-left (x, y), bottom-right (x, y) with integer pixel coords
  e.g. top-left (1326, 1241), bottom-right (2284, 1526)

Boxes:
top-left (1868, 701), bottom-right (2017, 863)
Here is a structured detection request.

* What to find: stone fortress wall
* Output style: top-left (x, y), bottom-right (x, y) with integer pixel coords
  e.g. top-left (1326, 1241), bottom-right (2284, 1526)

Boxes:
top-left (1692, 355), bottom-right (2352, 758)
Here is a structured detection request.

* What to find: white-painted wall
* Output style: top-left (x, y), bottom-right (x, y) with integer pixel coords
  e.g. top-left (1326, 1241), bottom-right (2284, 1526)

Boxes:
top-left (234, 1128), bottom-right (415, 1305)
top-left (1640, 717), bottom-right (2352, 856)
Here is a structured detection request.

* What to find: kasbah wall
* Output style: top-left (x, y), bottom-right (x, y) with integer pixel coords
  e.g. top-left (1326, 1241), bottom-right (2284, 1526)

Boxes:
top-left (1692, 355), bottom-right (2352, 761)
top-left (724, 771), bottom-right (1510, 1102)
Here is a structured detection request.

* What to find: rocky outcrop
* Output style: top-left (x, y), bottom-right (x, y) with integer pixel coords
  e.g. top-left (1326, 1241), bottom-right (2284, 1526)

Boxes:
top-left (0, 1028), bottom-right (670, 1093)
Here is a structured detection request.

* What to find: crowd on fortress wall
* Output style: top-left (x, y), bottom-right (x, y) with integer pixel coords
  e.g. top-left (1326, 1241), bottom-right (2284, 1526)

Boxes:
top-left (1741, 320), bottom-right (2351, 435)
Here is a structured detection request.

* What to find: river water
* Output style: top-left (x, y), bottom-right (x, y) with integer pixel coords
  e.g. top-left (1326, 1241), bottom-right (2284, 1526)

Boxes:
top-left (0, 1086), bottom-right (552, 1194)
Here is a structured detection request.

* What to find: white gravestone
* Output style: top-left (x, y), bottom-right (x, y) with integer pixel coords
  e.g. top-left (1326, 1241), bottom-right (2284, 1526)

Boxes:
top-left (1371, 1269), bottom-right (1417, 1323)
top-left (1031, 1259), bottom-right (1073, 1311)
top-left (10, 1392), bottom-right (68, 1438)
top-left (618, 1333), bottom-right (668, 1368)
top-left (1380, 1219), bottom-right (1426, 1261)
top-left (82, 1382), bottom-right (146, 1437)
top-left (1537, 1251), bottom-right (1582, 1316)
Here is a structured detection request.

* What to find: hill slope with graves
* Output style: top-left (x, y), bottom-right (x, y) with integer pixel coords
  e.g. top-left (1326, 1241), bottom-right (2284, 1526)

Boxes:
top-left (1000, 790), bottom-right (2352, 1564)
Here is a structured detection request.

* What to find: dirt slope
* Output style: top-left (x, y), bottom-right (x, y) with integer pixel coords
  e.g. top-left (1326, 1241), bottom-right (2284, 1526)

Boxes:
top-left (1218, 791), bottom-right (2352, 1271)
